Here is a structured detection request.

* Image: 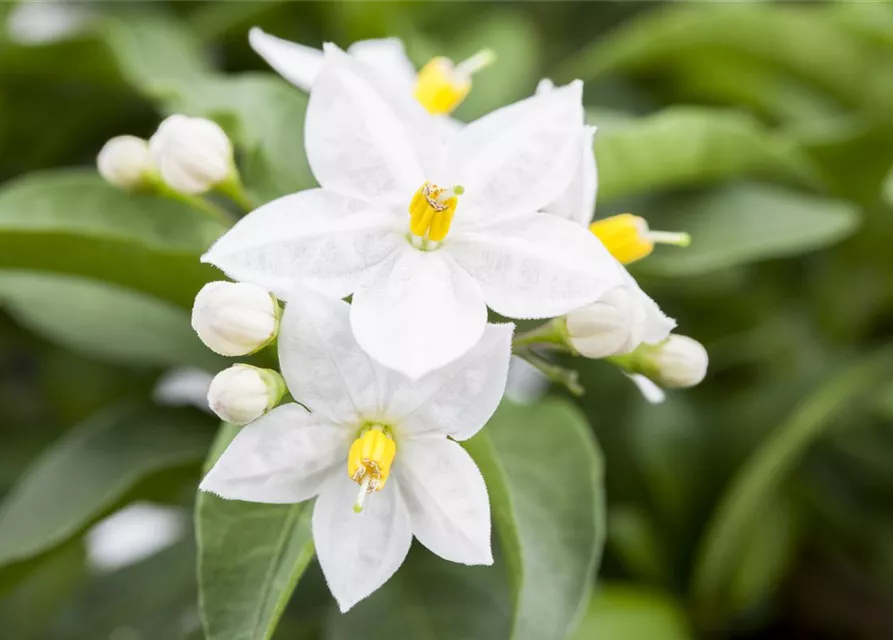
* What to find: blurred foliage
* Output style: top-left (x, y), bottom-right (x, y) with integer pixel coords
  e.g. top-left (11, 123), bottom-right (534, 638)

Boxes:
top-left (0, 1), bottom-right (892, 639)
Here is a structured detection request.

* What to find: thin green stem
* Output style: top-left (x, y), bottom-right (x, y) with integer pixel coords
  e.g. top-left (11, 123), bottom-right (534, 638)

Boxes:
top-left (514, 347), bottom-right (585, 397)
top-left (513, 318), bottom-right (571, 351)
top-left (217, 172), bottom-right (258, 212)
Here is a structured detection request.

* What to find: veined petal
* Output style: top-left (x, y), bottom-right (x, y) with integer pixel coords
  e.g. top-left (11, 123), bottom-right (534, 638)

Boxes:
top-left (313, 472), bottom-right (412, 612)
top-left (306, 44), bottom-right (428, 209)
top-left (447, 213), bottom-right (624, 319)
top-left (620, 267), bottom-right (675, 345)
top-left (202, 189), bottom-right (401, 300)
top-left (544, 126), bottom-right (597, 227)
top-left (279, 286), bottom-right (382, 424)
top-left (445, 80), bottom-right (584, 222)
top-left (199, 404), bottom-right (351, 504)
top-left (395, 438), bottom-right (492, 565)
top-left (347, 38), bottom-right (417, 95)
top-left (249, 27), bottom-right (323, 91)
top-left (350, 246), bottom-right (487, 379)
top-left (385, 323), bottom-right (513, 441)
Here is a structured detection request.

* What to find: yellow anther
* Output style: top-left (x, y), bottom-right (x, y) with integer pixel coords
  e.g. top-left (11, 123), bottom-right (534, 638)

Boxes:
top-left (408, 182), bottom-right (463, 246)
top-left (414, 49), bottom-right (495, 115)
top-left (348, 426), bottom-right (396, 512)
top-left (590, 213), bottom-right (691, 265)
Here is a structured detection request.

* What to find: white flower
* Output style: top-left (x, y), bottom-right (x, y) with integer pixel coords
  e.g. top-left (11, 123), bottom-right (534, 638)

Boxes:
top-left (97, 135), bottom-right (155, 190)
top-left (191, 281), bottom-right (279, 357)
top-left (200, 288), bottom-right (512, 611)
top-left (153, 368), bottom-right (214, 412)
top-left (203, 45), bottom-right (621, 378)
top-left (149, 115), bottom-right (233, 195)
top-left (649, 334), bottom-right (708, 388)
top-left (249, 28), bottom-right (492, 116)
top-left (207, 364), bottom-right (286, 425)
top-left (566, 269), bottom-right (675, 359)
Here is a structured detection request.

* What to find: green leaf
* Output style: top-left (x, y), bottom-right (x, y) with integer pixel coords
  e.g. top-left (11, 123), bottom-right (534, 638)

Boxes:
top-left (197, 424), bottom-right (315, 640)
top-left (0, 405), bottom-right (212, 568)
top-left (464, 398), bottom-right (606, 640)
top-left (0, 271), bottom-right (222, 369)
top-left (562, 4), bottom-right (884, 108)
top-left (0, 169), bottom-right (224, 309)
top-left (637, 183), bottom-right (860, 277)
top-left (594, 107), bottom-right (821, 203)
top-left (165, 73), bottom-right (315, 202)
top-left (331, 546), bottom-right (511, 640)
top-left (569, 584), bottom-right (692, 640)
top-left (690, 345), bottom-right (893, 621)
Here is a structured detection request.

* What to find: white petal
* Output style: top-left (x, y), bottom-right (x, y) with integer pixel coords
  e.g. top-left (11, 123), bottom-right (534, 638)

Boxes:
top-left (202, 189), bottom-right (402, 300)
top-left (385, 323), bottom-right (513, 441)
top-left (249, 27), bottom-right (323, 91)
top-left (153, 367), bottom-right (212, 412)
top-left (278, 287), bottom-right (382, 424)
top-left (350, 246), bottom-right (487, 379)
top-left (627, 373), bottom-right (666, 404)
top-left (347, 38), bottom-right (417, 95)
top-left (446, 213), bottom-right (624, 319)
top-left (395, 438), bottom-right (492, 565)
top-left (445, 81), bottom-right (584, 221)
top-left (313, 472), bottom-right (412, 612)
top-left (306, 44), bottom-right (428, 210)
top-left (620, 267), bottom-right (675, 345)
top-left (544, 126), bottom-right (597, 227)
top-left (199, 404), bottom-right (351, 504)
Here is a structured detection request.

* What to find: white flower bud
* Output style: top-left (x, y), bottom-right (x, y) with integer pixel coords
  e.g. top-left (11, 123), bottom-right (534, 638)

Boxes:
top-left (97, 136), bottom-right (155, 189)
top-left (149, 115), bottom-right (233, 195)
top-left (650, 335), bottom-right (708, 388)
top-left (207, 365), bottom-right (285, 425)
top-left (192, 282), bottom-right (279, 356)
top-left (565, 287), bottom-right (645, 359)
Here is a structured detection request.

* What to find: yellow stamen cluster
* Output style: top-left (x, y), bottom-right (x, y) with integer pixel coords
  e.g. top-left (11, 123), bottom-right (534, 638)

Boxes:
top-left (590, 213), bottom-right (690, 265)
top-left (413, 49), bottom-right (495, 115)
top-left (348, 426), bottom-right (396, 512)
top-left (409, 182), bottom-right (461, 245)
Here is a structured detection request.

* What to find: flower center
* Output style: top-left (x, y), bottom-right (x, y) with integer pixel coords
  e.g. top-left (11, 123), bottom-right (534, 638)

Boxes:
top-left (413, 49), bottom-right (496, 115)
top-left (407, 182), bottom-right (464, 250)
top-left (347, 425), bottom-right (396, 513)
top-left (589, 213), bottom-right (691, 265)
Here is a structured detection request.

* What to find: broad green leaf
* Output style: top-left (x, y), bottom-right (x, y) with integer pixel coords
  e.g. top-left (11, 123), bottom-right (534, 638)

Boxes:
top-left (0, 271), bottom-right (222, 369)
top-left (691, 345), bottom-right (893, 620)
top-left (98, 6), bottom-right (212, 97)
top-left (465, 398), bottom-right (606, 640)
top-left (637, 184), bottom-right (859, 277)
top-left (593, 107), bottom-right (820, 204)
top-left (330, 545), bottom-right (510, 640)
top-left (165, 73), bottom-right (315, 202)
top-left (0, 405), bottom-right (212, 567)
top-left (569, 584), bottom-right (692, 640)
top-left (197, 424), bottom-right (315, 640)
top-left (563, 4), bottom-right (886, 108)
top-left (0, 169), bottom-right (224, 309)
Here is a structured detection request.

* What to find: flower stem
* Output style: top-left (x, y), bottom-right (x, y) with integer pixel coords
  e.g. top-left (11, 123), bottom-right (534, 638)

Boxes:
top-left (514, 347), bottom-right (584, 397)
top-left (513, 318), bottom-right (571, 351)
top-left (217, 172), bottom-right (258, 212)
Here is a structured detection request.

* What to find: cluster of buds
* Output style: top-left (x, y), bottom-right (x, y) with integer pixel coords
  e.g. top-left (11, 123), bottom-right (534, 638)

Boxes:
top-left (191, 281), bottom-right (285, 425)
top-left (515, 212), bottom-right (707, 400)
top-left (97, 114), bottom-right (235, 196)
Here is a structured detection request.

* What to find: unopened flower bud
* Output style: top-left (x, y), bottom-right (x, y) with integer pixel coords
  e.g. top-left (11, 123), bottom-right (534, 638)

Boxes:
top-left (207, 364), bottom-right (286, 425)
top-left (192, 281), bottom-right (279, 356)
top-left (149, 115), bottom-right (233, 195)
top-left (565, 287), bottom-right (644, 359)
top-left (97, 136), bottom-right (155, 189)
top-left (650, 335), bottom-right (708, 388)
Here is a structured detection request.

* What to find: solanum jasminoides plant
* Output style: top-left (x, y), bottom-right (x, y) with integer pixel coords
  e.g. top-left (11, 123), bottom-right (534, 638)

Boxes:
top-left (4, 3), bottom-right (888, 639)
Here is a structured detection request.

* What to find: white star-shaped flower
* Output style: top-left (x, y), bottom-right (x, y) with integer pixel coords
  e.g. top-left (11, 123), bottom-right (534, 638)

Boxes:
top-left (203, 45), bottom-right (621, 378)
top-left (200, 287), bottom-right (512, 612)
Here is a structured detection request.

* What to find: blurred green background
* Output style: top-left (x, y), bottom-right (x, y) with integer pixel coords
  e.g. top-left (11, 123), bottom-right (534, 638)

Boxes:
top-left (1, 1), bottom-right (893, 638)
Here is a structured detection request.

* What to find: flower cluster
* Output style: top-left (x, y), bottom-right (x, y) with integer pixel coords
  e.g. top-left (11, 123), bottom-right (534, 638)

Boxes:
top-left (121, 30), bottom-right (709, 611)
